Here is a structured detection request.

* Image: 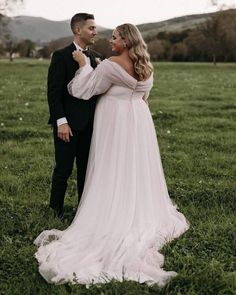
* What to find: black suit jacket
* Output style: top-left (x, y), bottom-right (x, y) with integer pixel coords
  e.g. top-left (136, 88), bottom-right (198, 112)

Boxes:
top-left (47, 43), bottom-right (103, 130)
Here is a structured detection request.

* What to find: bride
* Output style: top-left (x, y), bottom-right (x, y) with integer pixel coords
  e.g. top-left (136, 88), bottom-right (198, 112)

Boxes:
top-left (34, 23), bottom-right (189, 287)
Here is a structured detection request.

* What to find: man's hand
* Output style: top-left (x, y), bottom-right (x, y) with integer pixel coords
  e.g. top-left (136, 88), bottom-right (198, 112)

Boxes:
top-left (58, 123), bottom-right (73, 142)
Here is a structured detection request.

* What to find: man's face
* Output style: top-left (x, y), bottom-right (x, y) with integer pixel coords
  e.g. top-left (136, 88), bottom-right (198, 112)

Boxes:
top-left (78, 19), bottom-right (97, 46)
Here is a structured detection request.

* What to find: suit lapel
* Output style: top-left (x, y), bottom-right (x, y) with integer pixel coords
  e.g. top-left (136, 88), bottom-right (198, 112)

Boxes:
top-left (89, 55), bottom-right (97, 69)
top-left (68, 43), bottom-right (80, 72)
top-left (68, 43), bottom-right (97, 70)
top-left (85, 49), bottom-right (97, 69)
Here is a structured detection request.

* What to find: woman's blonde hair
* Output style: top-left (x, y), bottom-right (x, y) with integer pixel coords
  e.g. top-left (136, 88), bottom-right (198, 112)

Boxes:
top-left (116, 23), bottom-right (153, 81)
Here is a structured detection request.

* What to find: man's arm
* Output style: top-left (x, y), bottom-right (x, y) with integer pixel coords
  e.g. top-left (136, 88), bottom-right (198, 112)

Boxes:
top-left (47, 51), bottom-right (73, 142)
top-left (47, 51), bottom-right (66, 122)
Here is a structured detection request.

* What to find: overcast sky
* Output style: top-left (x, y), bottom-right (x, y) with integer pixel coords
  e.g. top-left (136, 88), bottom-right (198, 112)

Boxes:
top-left (13, 0), bottom-right (236, 28)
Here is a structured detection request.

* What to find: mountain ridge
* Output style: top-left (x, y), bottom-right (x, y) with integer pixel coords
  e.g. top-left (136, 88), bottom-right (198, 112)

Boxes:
top-left (6, 10), bottom-right (235, 43)
top-left (8, 15), bottom-right (107, 43)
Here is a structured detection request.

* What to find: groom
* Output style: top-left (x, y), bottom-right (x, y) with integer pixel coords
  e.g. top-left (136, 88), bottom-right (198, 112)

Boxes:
top-left (47, 13), bottom-right (103, 218)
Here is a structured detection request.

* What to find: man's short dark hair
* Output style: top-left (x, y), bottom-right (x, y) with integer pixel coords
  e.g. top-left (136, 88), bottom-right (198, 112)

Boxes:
top-left (70, 13), bottom-right (95, 34)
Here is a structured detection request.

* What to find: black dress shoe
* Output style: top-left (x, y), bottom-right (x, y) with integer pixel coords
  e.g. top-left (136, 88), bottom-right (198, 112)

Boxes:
top-left (53, 207), bottom-right (64, 219)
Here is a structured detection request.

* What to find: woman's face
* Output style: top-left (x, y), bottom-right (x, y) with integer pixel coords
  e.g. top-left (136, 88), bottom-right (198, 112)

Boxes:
top-left (110, 30), bottom-right (125, 54)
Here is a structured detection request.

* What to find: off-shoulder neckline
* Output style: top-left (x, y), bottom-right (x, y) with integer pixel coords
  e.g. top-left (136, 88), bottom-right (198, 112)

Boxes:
top-left (106, 59), bottom-right (138, 81)
top-left (106, 59), bottom-right (152, 83)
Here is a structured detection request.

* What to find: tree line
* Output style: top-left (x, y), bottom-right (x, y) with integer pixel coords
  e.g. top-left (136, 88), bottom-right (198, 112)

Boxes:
top-left (1, 9), bottom-right (236, 63)
top-left (146, 9), bottom-right (236, 64)
top-left (29, 9), bottom-right (236, 64)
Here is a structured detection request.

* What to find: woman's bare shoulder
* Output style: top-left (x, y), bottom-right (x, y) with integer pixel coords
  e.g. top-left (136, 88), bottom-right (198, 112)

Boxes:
top-left (108, 56), bottom-right (121, 63)
top-left (108, 56), bottom-right (131, 68)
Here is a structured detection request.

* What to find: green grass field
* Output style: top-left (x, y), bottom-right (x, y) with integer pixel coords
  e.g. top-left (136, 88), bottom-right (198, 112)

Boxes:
top-left (0, 59), bottom-right (235, 295)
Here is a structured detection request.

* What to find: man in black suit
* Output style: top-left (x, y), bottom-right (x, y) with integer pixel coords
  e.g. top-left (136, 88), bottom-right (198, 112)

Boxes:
top-left (47, 13), bottom-right (102, 218)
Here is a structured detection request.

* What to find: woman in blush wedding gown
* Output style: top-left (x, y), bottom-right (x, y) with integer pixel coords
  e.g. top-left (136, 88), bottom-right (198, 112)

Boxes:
top-left (34, 23), bottom-right (189, 287)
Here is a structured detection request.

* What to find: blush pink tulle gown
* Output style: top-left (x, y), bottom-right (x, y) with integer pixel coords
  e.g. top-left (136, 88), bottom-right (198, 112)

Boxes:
top-left (34, 59), bottom-right (189, 286)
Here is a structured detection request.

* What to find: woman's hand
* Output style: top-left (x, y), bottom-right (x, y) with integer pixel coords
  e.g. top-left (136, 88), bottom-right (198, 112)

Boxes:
top-left (72, 50), bottom-right (86, 67)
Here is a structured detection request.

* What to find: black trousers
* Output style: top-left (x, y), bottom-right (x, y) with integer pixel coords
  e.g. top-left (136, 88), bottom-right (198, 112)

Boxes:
top-left (50, 124), bottom-right (93, 210)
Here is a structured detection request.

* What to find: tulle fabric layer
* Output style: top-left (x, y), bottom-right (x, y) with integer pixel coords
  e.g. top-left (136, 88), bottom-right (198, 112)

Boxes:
top-left (34, 96), bottom-right (189, 286)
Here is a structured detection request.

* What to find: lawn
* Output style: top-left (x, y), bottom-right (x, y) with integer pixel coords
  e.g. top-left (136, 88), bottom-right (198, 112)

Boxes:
top-left (0, 59), bottom-right (235, 295)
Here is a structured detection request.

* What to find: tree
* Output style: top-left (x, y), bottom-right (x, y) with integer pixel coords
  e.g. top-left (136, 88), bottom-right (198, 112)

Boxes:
top-left (147, 39), bottom-right (170, 61)
top-left (0, 13), bottom-right (9, 45)
top-left (185, 30), bottom-right (208, 61)
top-left (3, 32), bottom-right (18, 60)
top-left (199, 10), bottom-right (236, 64)
top-left (37, 45), bottom-right (51, 58)
top-left (169, 42), bottom-right (188, 61)
top-left (92, 38), bottom-right (112, 58)
top-left (199, 14), bottom-right (224, 64)
top-left (18, 39), bottom-right (35, 57)
top-left (0, 0), bottom-right (24, 60)
top-left (0, 0), bottom-right (23, 15)
top-left (156, 30), bottom-right (190, 44)
top-left (217, 9), bottom-right (236, 61)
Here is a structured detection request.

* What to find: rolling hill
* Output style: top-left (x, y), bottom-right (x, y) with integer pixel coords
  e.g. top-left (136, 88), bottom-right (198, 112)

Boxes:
top-left (8, 16), bottom-right (107, 43)
top-left (95, 11), bottom-right (220, 39)
top-left (7, 10), bottom-right (235, 44)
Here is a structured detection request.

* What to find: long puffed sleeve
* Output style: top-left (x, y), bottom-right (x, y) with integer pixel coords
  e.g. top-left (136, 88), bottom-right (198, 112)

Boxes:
top-left (67, 60), bottom-right (113, 100)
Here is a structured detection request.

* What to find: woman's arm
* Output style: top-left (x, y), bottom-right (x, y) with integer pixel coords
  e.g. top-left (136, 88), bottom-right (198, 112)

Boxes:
top-left (68, 52), bottom-right (112, 100)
